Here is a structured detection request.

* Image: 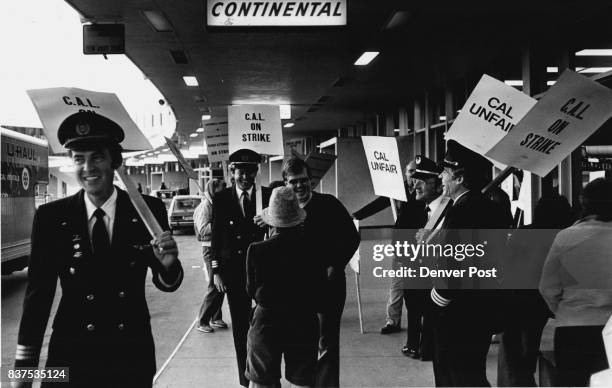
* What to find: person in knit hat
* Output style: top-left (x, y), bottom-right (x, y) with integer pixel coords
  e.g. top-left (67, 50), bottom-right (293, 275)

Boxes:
top-left (245, 187), bottom-right (325, 388)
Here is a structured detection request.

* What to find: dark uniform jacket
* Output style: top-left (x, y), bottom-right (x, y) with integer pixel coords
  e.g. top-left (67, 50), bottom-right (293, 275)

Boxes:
top-left (15, 188), bottom-right (183, 383)
top-left (430, 190), bottom-right (506, 330)
top-left (210, 186), bottom-right (270, 284)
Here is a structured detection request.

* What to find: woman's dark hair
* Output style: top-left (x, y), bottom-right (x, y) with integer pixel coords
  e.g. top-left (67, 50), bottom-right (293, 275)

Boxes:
top-left (580, 178), bottom-right (612, 222)
top-left (533, 194), bottom-right (574, 228)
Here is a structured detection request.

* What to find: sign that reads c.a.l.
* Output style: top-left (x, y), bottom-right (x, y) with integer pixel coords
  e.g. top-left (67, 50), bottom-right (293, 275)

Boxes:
top-left (26, 87), bottom-right (152, 154)
top-left (207, 0), bottom-right (347, 27)
top-left (361, 136), bottom-right (407, 202)
top-left (446, 74), bottom-right (537, 155)
top-left (228, 105), bottom-right (284, 156)
top-left (204, 122), bottom-right (229, 162)
top-left (486, 70), bottom-right (612, 177)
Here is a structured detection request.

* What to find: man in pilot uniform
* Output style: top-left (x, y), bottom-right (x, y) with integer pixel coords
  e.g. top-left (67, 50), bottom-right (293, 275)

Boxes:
top-left (210, 148), bottom-right (268, 387)
top-left (429, 140), bottom-right (505, 387)
top-left (13, 112), bottom-right (184, 387)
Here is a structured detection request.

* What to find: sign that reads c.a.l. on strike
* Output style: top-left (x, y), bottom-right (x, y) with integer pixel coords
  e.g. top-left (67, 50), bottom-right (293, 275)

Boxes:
top-left (361, 136), bottom-right (407, 202)
top-left (446, 74), bottom-right (537, 155)
top-left (486, 70), bottom-right (612, 177)
top-left (228, 104), bottom-right (284, 156)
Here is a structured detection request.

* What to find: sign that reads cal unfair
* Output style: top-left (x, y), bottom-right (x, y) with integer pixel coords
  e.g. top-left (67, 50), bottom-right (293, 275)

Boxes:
top-left (487, 70), bottom-right (612, 177)
top-left (207, 0), bottom-right (347, 27)
top-left (204, 122), bottom-right (229, 162)
top-left (361, 136), bottom-right (407, 202)
top-left (446, 74), bottom-right (537, 155)
top-left (26, 87), bottom-right (152, 154)
top-left (228, 105), bottom-right (284, 156)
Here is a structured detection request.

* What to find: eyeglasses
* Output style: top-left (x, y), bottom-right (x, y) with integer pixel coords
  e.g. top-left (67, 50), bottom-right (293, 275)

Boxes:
top-left (287, 177), bottom-right (310, 186)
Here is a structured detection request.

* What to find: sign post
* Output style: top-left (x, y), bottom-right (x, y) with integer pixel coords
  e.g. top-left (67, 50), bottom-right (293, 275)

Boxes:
top-left (164, 137), bottom-right (202, 192)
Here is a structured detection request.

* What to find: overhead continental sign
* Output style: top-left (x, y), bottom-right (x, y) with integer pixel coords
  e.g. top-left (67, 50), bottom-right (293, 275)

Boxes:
top-left (206, 0), bottom-right (347, 26)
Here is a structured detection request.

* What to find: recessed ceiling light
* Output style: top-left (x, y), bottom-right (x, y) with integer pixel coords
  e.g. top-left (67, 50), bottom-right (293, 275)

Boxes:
top-left (576, 49), bottom-right (612, 56)
top-left (354, 51), bottom-right (379, 66)
top-left (201, 114), bottom-right (212, 120)
top-left (547, 81), bottom-right (556, 86)
top-left (280, 105), bottom-right (291, 119)
top-left (196, 127), bottom-right (204, 133)
top-left (154, 151), bottom-right (161, 154)
top-left (439, 116), bottom-right (447, 121)
top-left (547, 67), bottom-right (559, 73)
top-left (577, 67), bottom-right (612, 73)
top-left (141, 10), bottom-right (173, 32)
top-left (504, 80), bottom-right (523, 86)
top-left (283, 123), bottom-right (294, 128)
top-left (190, 133), bottom-right (198, 138)
top-left (183, 76), bottom-right (198, 86)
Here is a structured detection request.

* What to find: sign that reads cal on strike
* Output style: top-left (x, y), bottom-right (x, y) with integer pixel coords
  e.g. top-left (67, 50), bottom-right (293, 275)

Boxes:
top-left (487, 70), bottom-right (612, 177)
top-left (362, 136), bottom-right (407, 202)
top-left (207, 0), bottom-right (347, 27)
top-left (228, 105), bottom-right (284, 156)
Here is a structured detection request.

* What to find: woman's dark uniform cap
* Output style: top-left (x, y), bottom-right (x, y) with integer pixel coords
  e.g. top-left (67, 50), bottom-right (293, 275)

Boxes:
top-left (58, 112), bottom-right (125, 150)
top-left (229, 148), bottom-right (262, 168)
top-left (413, 155), bottom-right (442, 181)
top-left (440, 140), bottom-right (492, 172)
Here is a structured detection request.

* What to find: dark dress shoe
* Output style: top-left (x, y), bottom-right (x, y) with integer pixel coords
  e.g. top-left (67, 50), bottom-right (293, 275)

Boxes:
top-left (380, 323), bottom-right (401, 334)
top-left (401, 345), bottom-right (420, 358)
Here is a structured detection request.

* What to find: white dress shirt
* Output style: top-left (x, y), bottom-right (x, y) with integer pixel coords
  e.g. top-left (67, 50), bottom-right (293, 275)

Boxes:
top-left (84, 187), bottom-right (117, 243)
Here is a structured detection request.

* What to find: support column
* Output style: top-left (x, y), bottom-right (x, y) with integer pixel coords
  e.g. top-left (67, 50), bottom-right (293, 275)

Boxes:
top-left (522, 44), bottom-right (546, 224)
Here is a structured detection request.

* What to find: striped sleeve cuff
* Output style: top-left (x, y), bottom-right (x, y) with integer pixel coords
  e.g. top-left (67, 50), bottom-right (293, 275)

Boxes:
top-left (431, 288), bottom-right (451, 307)
top-left (15, 344), bottom-right (40, 362)
top-left (211, 260), bottom-right (220, 274)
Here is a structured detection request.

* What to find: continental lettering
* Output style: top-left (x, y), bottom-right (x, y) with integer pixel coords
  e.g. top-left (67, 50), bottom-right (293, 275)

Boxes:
top-left (210, 1), bottom-right (344, 18)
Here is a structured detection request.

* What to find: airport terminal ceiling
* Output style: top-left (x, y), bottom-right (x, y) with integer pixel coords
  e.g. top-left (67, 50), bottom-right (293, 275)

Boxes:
top-left (65, 0), bottom-right (612, 146)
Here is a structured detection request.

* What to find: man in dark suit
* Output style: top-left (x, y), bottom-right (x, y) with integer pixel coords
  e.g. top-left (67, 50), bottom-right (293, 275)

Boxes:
top-left (429, 140), bottom-right (505, 387)
top-left (210, 148), bottom-right (268, 387)
top-left (281, 157), bottom-right (360, 388)
top-left (400, 156), bottom-right (451, 360)
top-left (13, 112), bottom-right (183, 387)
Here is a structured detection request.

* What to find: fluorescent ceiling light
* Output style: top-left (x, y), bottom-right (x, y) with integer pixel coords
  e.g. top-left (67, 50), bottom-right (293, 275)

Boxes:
top-left (588, 157), bottom-right (599, 163)
top-left (439, 116), bottom-right (447, 121)
top-left (393, 129), bottom-right (400, 132)
top-left (142, 10), bottom-right (173, 32)
top-left (547, 67), bottom-right (558, 73)
top-left (154, 151), bottom-right (161, 154)
top-left (547, 81), bottom-right (556, 86)
top-left (354, 51), bottom-right (379, 66)
top-left (183, 76), bottom-right (198, 86)
top-left (576, 49), bottom-right (612, 56)
top-left (504, 80), bottom-right (523, 86)
top-left (283, 122), bottom-right (294, 128)
top-left (189, 133), bottom-right (198, 138)
top-left (196, 127), bottom-right (204, 133)
top-left (201, 114), bottom-right (212, 120)
top-left (280, 105), bottom-right (291, 119)
top-left (577, 67), bottom-right (612, 73)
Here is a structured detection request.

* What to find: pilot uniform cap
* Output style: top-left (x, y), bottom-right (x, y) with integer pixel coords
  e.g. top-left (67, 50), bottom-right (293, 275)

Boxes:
top-left (229, 148), bottom-right (262, 166)
top-left (413, 155), bottom-right (442, 181)
top-left (440, 140), bottom-right (492, 172)
top-left (57, 112), bottom-right (125, 150)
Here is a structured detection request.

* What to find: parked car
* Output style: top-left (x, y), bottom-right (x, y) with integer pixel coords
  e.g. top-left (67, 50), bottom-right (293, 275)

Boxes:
top-left (168, 195), bottom-right (202, 232)
top-left (151, 189), bottom-right (177, 209)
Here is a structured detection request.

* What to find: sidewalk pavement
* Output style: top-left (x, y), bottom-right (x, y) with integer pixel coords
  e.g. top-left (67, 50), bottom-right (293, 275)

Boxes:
top-left (153, 270), bottom-right (500, 387)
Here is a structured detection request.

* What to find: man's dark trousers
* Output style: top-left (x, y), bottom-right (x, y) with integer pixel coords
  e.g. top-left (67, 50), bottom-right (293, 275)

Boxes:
top-left (198, 254), bottom-right (224, 326)
top-left (316, 272), bottom-right (346, 388)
